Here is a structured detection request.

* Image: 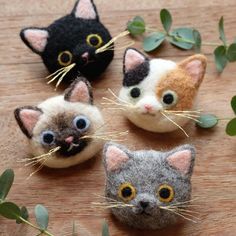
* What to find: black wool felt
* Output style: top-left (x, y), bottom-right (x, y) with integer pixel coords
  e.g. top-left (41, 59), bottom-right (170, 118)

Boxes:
top-left (20, 0), bottom-right (114, 83)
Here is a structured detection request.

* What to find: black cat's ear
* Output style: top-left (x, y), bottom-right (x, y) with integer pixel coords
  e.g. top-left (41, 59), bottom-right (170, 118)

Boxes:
top-left (64, 77), bottom-right (93, 104)
top-left (14, 106), bottom-right (43, 139)
top-left (20, 28), bottom-right (49, 55)
top-left (72, 0), bottom-right (99, 21)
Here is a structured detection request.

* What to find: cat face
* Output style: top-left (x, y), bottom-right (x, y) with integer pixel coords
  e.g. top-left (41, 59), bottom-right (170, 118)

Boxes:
top-left (20, 0), bottom-right (114, 80)
top-left (14, 78), bottom-right (104, 168)
top-left (103, 143), bottom-right (196, 229)
top-left (119, 48), bottom-right (207, 133)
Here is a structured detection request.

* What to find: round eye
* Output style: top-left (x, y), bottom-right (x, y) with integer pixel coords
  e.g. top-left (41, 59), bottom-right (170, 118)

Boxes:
top-left (162, 91), bottom-right (178, 106)
top-left (118, 183), bottom-right (136, 202)
top-left (73, 116), bottom-right (90, 132)
top-left (86, 34), bottom-right (103, 48)
top-left (130, 87), bottom-right (141, 98)
top-left (41, 131), bottom-right (56, 145)
top-left (158, 184), bottom-right (174, 203)
top-left (57, 51), bottom-right (73, 66)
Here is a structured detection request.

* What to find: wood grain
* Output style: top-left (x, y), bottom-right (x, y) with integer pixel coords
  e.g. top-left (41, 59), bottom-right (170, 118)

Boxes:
top-left (0, 0), bottom-right (236, 235)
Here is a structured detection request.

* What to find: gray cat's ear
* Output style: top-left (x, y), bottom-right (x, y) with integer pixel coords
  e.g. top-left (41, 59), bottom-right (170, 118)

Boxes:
top-left (103, 142), bottom-right (130, 172)
top-left (64, 77), bottom-right (93, 104)
top-left (72, 0), bottom-right (99, 21)
top-left (166, 145), bottom-right (195, 177)
top-left (20, 28), bottom-right (49, 55)
top-left (14, 106), bottom-right (43, 139)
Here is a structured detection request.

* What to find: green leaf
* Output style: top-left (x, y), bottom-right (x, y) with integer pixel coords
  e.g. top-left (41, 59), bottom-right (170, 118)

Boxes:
top-left (102, 220), bottom-right (110, 236)
top-left (226, 118), bottom-right (236, 136)
top-left (193, 29), bottom-right (202, 52)
top-left (227, 43), bottom-right (236, 62)
top-left (196, 114), bottom-right (218, 129)
top-left (143, 32), bottom-right (165, 52)
top-left (35, 204), bottom-right (49, 230)
top-left (168, 28), bottom-right (194, 50)
top-left (16, 206), bottom-right (29, 224)
top-left (0, 202), bottom-right (21, 220)
top-left (214, 45), bottom-right (228, 72)
top-left (0, 169), bottom-right (14, 201)
top-left (160, 9), bottom-right (172, 33)
top-left (231, 96), bottom-right (236, 114)
top-left (127, 16), bottom-right (145, 36)
top-left (219, 16), bottom-right (227, 45)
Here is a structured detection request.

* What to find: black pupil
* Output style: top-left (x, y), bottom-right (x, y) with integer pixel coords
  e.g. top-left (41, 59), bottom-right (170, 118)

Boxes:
top-left (76, 119), bottom-right (87, 130)
top-left (43, 133), bottom-right (54, 144)
top-left (60, 53), bottom-right (71, 63)
top-left (130, 88), bottom-right (140, 98)
top-left (121, 187), bottom-right (132, 198)
top-left (163, 94), bottom-right (174, 104)
top-left (159, 188), bottom-right (171, 199)
top-left (89, 36), bottom-right (99, 46)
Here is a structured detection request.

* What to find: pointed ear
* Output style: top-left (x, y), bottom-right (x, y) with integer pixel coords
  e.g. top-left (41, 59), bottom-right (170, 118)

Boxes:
top-left (64, 77), bottom-right (93, 104)
top-left (166, 145), bottom-right (195, 177)
top-left (179, 54), bottom-right (207, 88)
top-left (72, 0), bottom-right (99, 20)
top-left (20, 28), bottom-right (49, 54)
top-left (14, 106), bottom-right (43, 138)
top-left (103, 143), bottom-right (130, 172)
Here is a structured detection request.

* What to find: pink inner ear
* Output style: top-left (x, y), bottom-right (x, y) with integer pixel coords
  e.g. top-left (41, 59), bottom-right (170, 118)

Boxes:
top-left (106, 146), bottom-right (129, 172)
top-left (69, 81), bottom-right (90, 103)
top-left (185, 60), bottom-right (204, 84)
top-left (125, 49), bottom-right (145, 72)
top-left (167, 150), bottom-right (192, 175)
top-left (74, 0), bottom-right (96, 19)
top-left (24, 29), bottom-right (48, 52)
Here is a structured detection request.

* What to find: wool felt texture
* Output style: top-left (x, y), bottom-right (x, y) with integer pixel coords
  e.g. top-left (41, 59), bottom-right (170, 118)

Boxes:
top-left (20, 0), bottom-right (114, 82)
top-left (103, 142), bottom-right (196, 229)
top-left (14, 77), bottom-right (104, 168)
top-left (119, 48), bottom-right (207, 133)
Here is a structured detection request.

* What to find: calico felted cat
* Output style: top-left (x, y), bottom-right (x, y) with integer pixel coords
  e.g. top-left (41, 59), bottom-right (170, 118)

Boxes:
top-left (103, 142), bottom-right (196, 229)
top-left (14, 78), bottom-right (104, 168)
top-left (119, 48), bottom-right (207, 133)
top-left (20, 0), bottom-right (114, 82)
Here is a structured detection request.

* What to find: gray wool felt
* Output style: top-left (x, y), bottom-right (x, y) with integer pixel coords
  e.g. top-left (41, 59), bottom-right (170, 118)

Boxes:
top-left (103, 143), bottom-right (196, 229)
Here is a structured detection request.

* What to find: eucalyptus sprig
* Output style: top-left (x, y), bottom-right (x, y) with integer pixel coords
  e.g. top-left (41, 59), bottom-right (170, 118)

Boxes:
top-left (127, 9), bottom-right (236, 72)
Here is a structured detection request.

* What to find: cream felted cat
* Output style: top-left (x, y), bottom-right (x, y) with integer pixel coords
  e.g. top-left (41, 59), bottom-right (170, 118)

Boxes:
top-left (118, 48), bottom-right (207, 133)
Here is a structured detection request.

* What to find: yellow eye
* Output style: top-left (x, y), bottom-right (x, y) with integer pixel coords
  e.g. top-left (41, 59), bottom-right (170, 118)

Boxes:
top-left (86, 34), bottom-right (103, 48)
top-left (118, 183), bottom-right (136, 202)
top-left (158, 184), bottom-right (174, 203)
top-left (57, 51), bottom-right (73, 66)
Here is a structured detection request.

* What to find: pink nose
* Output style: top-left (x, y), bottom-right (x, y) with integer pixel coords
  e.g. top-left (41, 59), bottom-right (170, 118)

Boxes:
top-left (144, 104), bottom-right (153, 111)
top-left (81, 52), bottom-right (89, 61)
top-left (65, 136), bottom-right (74, 144)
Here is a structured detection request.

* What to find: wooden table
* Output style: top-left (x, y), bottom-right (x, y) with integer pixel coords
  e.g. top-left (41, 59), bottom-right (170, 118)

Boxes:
top-left (0, 0), bottom-right (235, 235)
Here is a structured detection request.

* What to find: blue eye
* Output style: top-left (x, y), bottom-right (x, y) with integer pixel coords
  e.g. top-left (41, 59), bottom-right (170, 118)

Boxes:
top-left (73, 115), bottom-right (90, 132)
top-left (41, 131), bottom-right (56, 145)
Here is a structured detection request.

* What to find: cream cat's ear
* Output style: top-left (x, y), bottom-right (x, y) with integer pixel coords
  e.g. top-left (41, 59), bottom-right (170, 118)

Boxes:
top-left (14, 106), bottom-right (43, 138)
top-left (64, 77), bottom-right (93, 104)
top-left (20, 28), bottom-right (49, 54)
top-left (72, 0), bottom-right (99, 21)
top-left (103, 143), bottom-right (130, 172)
top-left (179, 54), bottom-right (207, 88)
top-left (166, 145), bottom-right (195, 177)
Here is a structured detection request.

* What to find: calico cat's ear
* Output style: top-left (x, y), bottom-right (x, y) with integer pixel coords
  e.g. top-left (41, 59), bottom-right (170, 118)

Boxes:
top-left (64, 77), bottom-right (93, 104)
top-left (20, 28), bottom-right (49, 54)
top-left (166, 145), bottom-right (195, 177)
top-left (72, 0), bottom-right (99, 21)
top-left (14, 106), bottom-right (43, 138)
top-left (179, 54), bottom-right (207, 88)
top-left (103, 142), bottom-right (130, 172)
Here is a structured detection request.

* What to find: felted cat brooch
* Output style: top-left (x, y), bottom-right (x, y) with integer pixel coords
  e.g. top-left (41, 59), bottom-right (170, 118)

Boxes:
top-left (102, 142), bottom-right (196, 229)
top-left (20, 0), bottom-right (114, 87)
top-left (14, 78), bottom-right (104, 168)
top-left (117, 48), bottom-right (207, 135)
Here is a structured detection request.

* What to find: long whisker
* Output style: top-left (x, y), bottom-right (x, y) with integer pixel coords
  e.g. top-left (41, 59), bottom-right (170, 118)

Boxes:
top-left (164, 110), bottom-right (202, 114)
top-left (46, 67), bottom-right (66, 79)
top-left (164, 112), bottom-right (201, 123)
top-left (107, 88), bottom-right (132, 105)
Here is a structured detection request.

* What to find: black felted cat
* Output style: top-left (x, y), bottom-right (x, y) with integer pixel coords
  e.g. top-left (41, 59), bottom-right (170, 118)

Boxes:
top-left (20, 0), bottom-right (114, 83)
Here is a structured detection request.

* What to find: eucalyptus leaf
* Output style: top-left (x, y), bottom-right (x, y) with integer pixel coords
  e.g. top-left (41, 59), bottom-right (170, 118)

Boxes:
top-left (127, 16), bottom-right (145, 36)
top-left (231, 96), bottom-right (236, 114)
top-left (214, 45), bottom-right (228, 73)
top-left (0, 202), bottom-right (21, 220)
top-left (35, 204), bottom-right (49, 230)
top-left (143, 32), bottom-right (165, 52)
top-left (160, 9), bottom-right (172, 33)
top-left (219, 16), bottom-right (227, 45)
top-left (0, 169), bottom-right (14, 201)
top-left (226, 118), bottom-right (236, 136)
top-left (16, 206), bottom-right (29, 224)
top-left (102, 220), bottom-right (110, 236)
top-left (193, 29), bottom-right (202, 52)
top-left (196, 114), bottom-right (218, 129)
top-left (227, 43), bottom-right (236, 62)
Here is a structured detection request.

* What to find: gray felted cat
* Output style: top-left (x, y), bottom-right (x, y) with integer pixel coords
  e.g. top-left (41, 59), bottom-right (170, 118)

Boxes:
top-left (102, 143), bottom-right (196, 229)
